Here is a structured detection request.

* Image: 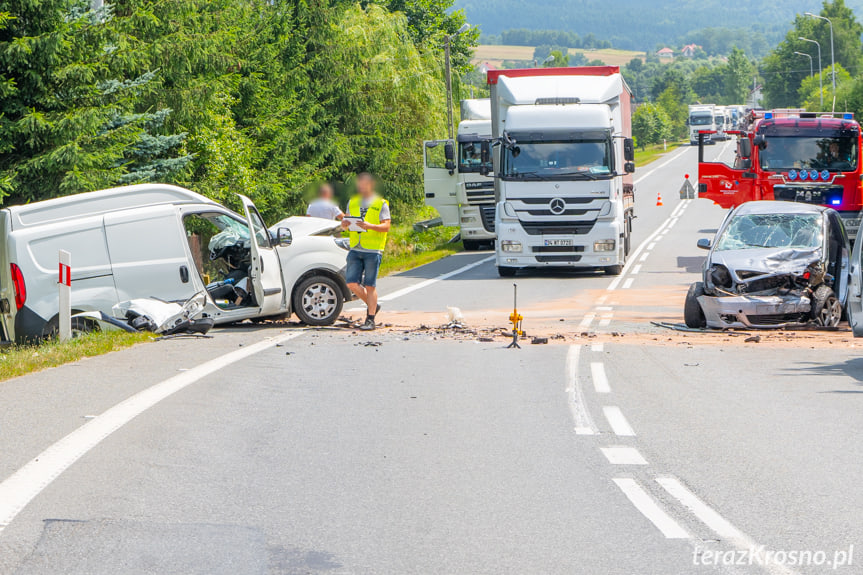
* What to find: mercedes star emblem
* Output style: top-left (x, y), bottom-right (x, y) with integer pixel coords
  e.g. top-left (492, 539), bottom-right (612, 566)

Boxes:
top-left (549, 198), bottom-right (566, 215)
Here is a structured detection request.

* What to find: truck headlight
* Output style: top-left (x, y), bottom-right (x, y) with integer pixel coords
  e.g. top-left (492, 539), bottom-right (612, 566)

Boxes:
top-left (594, 240), bottom-right (615, 252)
top-left (501, 240), bottom-right (522, 252)
top-left (461, 216), bottom-right (477, 223)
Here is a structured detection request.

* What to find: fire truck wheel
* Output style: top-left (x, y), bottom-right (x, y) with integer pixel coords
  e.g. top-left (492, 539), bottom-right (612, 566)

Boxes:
top-left (684, 282), bottom-right (707, 328)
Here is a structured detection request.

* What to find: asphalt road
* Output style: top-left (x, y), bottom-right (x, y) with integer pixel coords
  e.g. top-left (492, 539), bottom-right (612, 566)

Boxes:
top-left (1, 142), bottom-right (861, 574)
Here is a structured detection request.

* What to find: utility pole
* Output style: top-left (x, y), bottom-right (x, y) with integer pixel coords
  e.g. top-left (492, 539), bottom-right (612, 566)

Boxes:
top-left (445, 24), bottom-right (470, 141)
top-left (799, 37), bottom-right (823, 109)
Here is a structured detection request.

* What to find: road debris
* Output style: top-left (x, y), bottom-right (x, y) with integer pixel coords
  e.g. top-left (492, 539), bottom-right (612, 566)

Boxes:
top-left (531, 337), bottom-right (548, 344)
top-left (745, 335), bottom-right (762, 343)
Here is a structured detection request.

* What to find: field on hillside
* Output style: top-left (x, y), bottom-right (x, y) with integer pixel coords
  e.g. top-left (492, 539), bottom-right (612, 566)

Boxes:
top-left (472, 45), bottom-right (645, 68)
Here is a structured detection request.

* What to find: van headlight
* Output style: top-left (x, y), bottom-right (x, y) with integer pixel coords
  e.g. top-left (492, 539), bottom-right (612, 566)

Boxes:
top-left (500, 240), bottom-right (522, 252)
top-left (594, 240), bottom-right (616, 252)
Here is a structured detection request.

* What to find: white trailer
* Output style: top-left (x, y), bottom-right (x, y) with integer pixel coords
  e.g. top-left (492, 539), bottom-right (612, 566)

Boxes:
top-left (423, 99), bottom-right (496, 250)
top-left (487, 67), bottom-right (635, 276)
top-left (688, 104), bottom-right (717, 145)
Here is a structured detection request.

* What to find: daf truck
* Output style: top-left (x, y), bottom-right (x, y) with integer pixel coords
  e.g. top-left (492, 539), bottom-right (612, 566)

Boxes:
top-left (487, 67), bottom-right (635, 276)
top-left (423, 99), bottom-right (495, 250)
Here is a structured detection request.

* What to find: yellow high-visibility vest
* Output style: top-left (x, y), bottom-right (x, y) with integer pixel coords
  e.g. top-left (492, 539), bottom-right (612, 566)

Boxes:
top-left (348, 196), bottom-right (389, 251)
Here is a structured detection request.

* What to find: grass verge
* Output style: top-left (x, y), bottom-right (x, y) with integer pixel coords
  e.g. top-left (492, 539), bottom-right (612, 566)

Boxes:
top-left (634, 141), bottom-right (685, 166)
top-left (0, 331), bottom-right (152, 382)
top-left (380, 206), bottom-right (463, 277)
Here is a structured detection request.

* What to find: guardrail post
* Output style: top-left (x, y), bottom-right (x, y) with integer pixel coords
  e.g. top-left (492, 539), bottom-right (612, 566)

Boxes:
top-left (58, 250), bottom-right (71, 341)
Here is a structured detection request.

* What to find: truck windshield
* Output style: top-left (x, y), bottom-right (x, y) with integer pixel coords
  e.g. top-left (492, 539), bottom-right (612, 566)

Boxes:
top-left (503, 139), bottom-right (612, 179)
top-left (459, 140), bottom-right (492, 173)
top-left (714, 213), bottom-right (823, 251)
top-left (759, 136), bottom-right (858, 172)
top-left (690, 114), bottom-right (713, 126)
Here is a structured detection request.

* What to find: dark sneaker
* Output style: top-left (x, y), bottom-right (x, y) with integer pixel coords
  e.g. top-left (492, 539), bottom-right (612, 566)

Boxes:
top-left (359, 317), bottom-right (376, 331)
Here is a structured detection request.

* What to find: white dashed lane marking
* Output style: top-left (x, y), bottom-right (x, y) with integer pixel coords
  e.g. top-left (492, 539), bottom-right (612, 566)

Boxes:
top-left (603, 406), bottom-right (636, 436)
top-left (590, 362), bottom-right (611, 393)
top-left (601, 446), bottom-right (648, 465)
top-left (613, 479), bottom-right (690, 539)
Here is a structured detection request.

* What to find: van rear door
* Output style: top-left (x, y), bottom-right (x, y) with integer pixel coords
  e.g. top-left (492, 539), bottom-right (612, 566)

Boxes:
top-left (104, 205), bottom-right (197, 302)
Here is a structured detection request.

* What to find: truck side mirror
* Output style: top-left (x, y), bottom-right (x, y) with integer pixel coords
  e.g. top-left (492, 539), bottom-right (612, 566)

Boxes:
top-left (740, 158), bottom-right (752, 170)
top-left (624, 161), bottom-right (636, 174)
top-left (697, 238), bottom-right (711, 250)
top-left (738, 138), bottom-right (752, 159)
top-left (623, 138), bottom-right (635, 162)
top-left (480, 141), bottom-right (490, 166)
top-left (444, 140), bottom-right (455, 172)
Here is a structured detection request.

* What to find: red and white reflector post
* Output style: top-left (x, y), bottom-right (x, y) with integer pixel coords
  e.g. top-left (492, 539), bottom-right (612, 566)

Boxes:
top-left (58, 250), bottom-right (71, 341)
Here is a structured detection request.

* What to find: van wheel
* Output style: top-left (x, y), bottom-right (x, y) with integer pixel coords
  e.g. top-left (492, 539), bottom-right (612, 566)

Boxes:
top-left (811, 285), bottom-right (842, 327)
top-left (42, 315), bottom-right (99, 339)
top-left (293, 275), bottom-right (343, 326)
top-left (684, 282), bottom-right (707, 328)
top-left (497, 266), bottom-right (517, 277)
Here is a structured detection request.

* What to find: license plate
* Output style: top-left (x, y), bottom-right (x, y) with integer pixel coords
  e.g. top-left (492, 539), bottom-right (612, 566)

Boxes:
top-left (544, 239), bottom-right (573, 247)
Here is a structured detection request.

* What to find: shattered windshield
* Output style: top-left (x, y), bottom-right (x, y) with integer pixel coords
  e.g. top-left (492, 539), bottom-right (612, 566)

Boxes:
top-left (759, 135), bottom-right (858, 172)
top-left (503, 138), bottom-right (612, 179)
top-left (714, 213), bottom-right (823, 251)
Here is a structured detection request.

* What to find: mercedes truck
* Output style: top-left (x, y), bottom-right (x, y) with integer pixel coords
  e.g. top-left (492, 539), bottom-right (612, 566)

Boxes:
top-left (423, 99), bottom-right (495, 250)
top-left (487, 66), bottom-right (635, 276)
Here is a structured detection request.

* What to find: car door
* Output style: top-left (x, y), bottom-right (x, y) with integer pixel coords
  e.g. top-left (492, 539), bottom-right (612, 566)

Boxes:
top-left (423, 139), bottom-right (460, 226)
top-left (846, 226), bottom-right (863, 336)
top-left (238, 194), bottom-right (286, 316)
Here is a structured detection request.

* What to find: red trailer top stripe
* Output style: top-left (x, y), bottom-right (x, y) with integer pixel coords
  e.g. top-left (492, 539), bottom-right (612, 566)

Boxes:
top-left (486, 66), bottom-right (621, 85)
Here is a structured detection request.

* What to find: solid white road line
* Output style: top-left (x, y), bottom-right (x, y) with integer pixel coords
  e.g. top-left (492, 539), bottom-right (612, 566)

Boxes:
top-left (590, 362), bottom-right (611, 393)
top-left (622, 278), bottom-right (634, 289)
top-left (0, 330), bottom-right (305, 535)
top-left (601, 446), bottom-right (648, 465)
top-left (656, 477), bottom-right (799, 575)
top-left (603, 406), bottom-right (636, 436)
top-left (613, 478), bottom-right (690, 539)
top-left (566, 346), bottom-right (597, 435)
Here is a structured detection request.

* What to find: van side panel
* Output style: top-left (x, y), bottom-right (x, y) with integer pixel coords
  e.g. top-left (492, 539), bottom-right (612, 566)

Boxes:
top-left (0, 211), bottom-right (14, 342)
top-left (12, 213), bottom-right (118, 341)
top-left (104, 206), bottom-right (197, 302)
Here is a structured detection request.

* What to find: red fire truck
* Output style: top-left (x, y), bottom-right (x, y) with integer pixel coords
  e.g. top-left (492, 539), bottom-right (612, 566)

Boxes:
top-left (698, 109), bottom-right (863, 238)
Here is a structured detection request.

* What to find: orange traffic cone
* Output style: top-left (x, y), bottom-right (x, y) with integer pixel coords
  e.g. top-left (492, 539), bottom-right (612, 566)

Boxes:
top-left (656, 191), bottom-right (663, 206)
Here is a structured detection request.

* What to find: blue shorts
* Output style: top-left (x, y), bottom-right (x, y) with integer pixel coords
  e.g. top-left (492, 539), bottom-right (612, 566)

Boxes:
top-left (346, 250), bottom-right (383, 287)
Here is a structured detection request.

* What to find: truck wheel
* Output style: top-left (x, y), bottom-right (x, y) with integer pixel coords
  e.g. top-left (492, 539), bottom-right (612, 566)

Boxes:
top-left (463, 239), bottom-right (482, 251)
top-left (684, 282), bottom-right (707, 328)
top-left (293, 275), bottom-right (343, 326)
top-left (811, 285), bottom-right (842, 327)
top-left (497, 266), bottom-right (517, 277)
top-left (604, 265), bottom-right (623, 276)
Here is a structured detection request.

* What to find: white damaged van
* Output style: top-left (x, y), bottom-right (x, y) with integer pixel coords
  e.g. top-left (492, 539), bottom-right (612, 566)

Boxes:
top-left (0, 184), bottom-right (351, 342)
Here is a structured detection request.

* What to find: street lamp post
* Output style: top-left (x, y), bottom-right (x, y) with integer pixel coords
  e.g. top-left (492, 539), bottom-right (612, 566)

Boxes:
top-left (794, 51), bottom-right (813, 80)
top-left (445, 23), bottom-right (470, 141)
top-left (804, 12), bottom-right (836, 111)
top-left (799, 37), bottom-right (823, 109)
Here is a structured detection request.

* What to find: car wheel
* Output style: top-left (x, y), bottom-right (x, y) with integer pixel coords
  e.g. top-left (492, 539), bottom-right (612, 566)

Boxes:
top-left (293, 275), bottom-right (343, 326)
top-left (604, 265), bottom-right (623, 276)
top-left (684, 281), bottom-right (707, 328)
top-left (497, 266), bottom-right (517, 277)
top-left (812, 285), bottom-right (842, 327)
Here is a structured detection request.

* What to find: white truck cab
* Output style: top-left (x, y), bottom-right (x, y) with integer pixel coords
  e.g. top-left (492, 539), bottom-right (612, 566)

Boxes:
top-left (423, 99), bottom-right (496, 250)
top-left (689, 104), bottom-right (717, 145)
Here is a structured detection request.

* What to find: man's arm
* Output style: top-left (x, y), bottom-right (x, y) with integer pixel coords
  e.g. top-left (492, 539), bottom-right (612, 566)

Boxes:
top-left (359, 219), bottom-right (390, 232)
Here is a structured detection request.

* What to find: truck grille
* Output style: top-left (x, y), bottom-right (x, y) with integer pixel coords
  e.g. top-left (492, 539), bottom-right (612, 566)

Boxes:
top-left (464, 181), bottom-right (494, 205)
top-left (521, 222), bottom-right (595, 236)
top-left (773, 185), bottom-right (843, 205)
top-left (480, 205), bottom-right (496, 233)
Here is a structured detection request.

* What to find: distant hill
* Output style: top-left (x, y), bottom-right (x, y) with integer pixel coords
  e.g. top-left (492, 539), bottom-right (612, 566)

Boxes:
top-left (456, 0), bottom-right (863, 52)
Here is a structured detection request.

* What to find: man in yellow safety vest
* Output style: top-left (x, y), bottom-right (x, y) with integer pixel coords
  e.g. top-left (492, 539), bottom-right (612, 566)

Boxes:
top-left (341, 173), bottom-right (391, 330)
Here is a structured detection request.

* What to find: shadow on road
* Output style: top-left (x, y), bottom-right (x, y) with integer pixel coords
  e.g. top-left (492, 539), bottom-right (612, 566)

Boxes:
top-left (676, 256), bottom-right (705, 273)
top-left (782, 357), bottom-right (863, 387)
